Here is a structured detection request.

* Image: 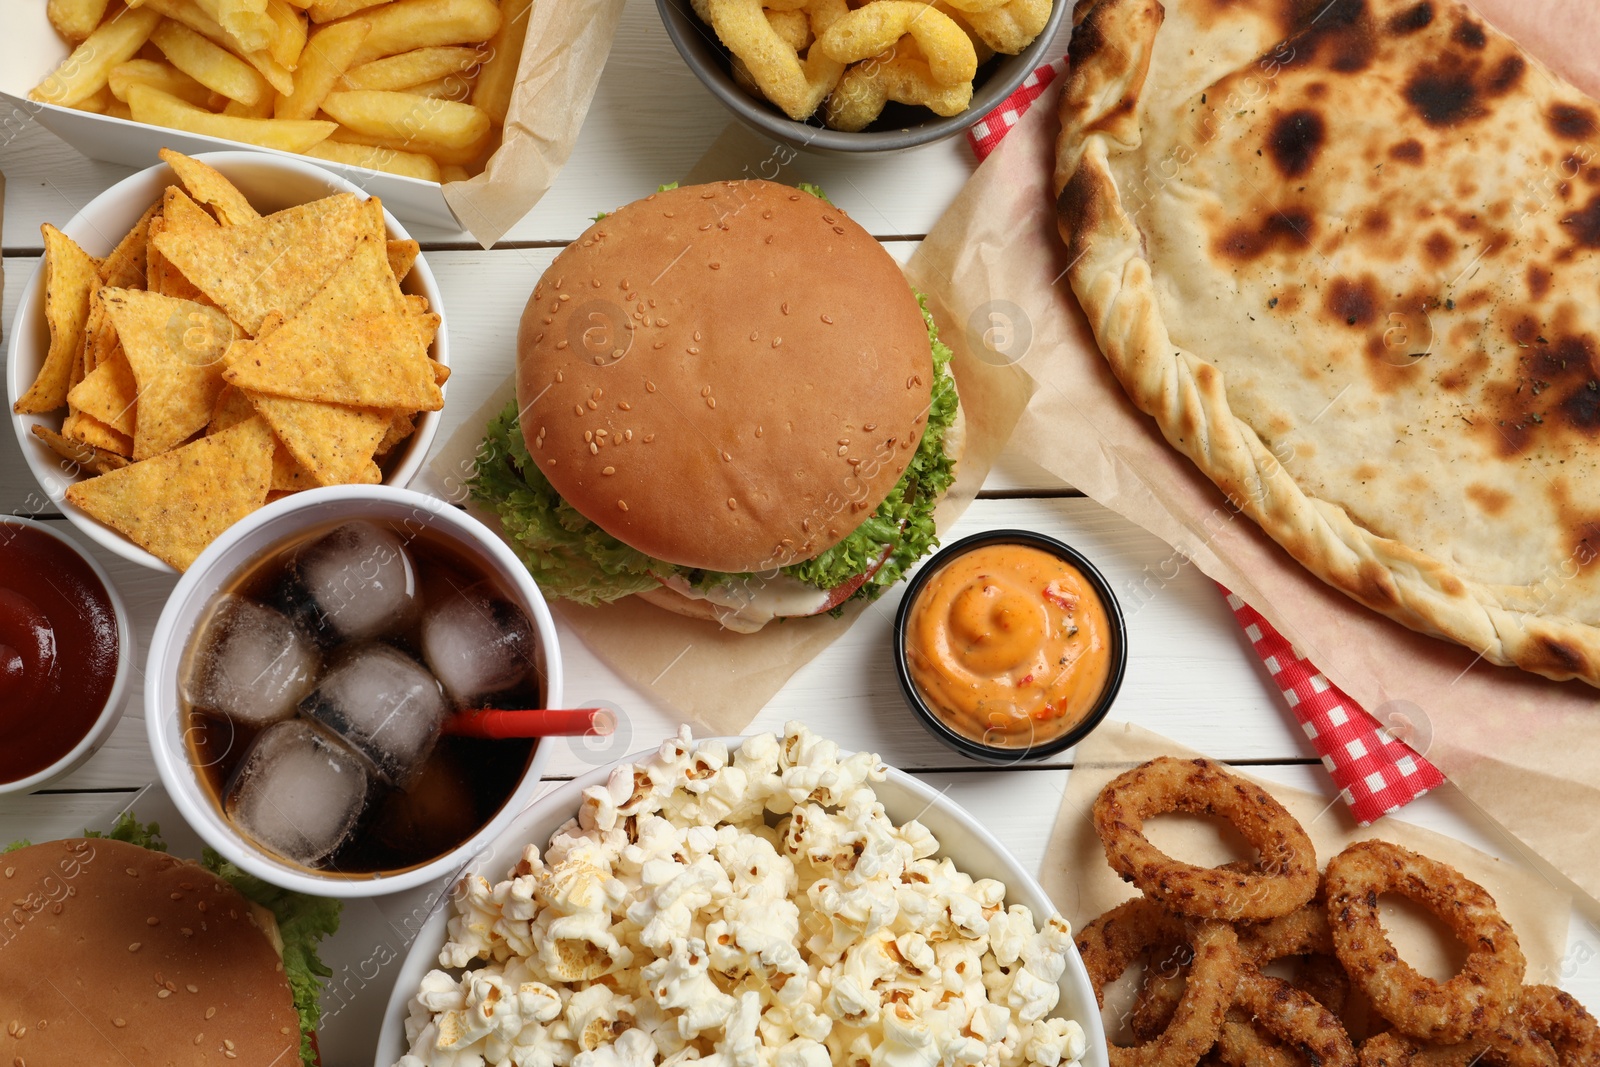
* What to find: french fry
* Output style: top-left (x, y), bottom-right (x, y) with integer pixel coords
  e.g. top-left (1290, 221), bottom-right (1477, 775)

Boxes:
top-left (215, 0), bottom-right (274, 51)
top-left (68, 85), bottom-right (115, 113)
top-left (466, 0), bottom-right (527, 125)
top-left (109, 59), bottom-right (216, 107)
top-left (129, 0), bottom-right (293, 94)
top-left (340, 45), bottom-right (483, 91)
top-left (402, 74), bottom-right (471, 100)
top-left (274, 17), bottom-right (367, 118)
top-left (438, 163), bottom-right (469, 183)
top-left (307, 0), bottom-right (396, 22)
top-left (265, 0), bottom-right (308, 69)
top-left (340, 0), bottom-right (500, 67)
top-left (48, 0), bottom-right (114, 41)
top-left (106, 99), bottom-right (135, 119)
top-left (31, 7), bottom-right (162, 106)
top-left (126, 82), bottom-right (335, 149)
top-left (151, 19), bottom-right (272, 105)
top-left (330, 125), bottom-right (489, 166)
top-left (304, 137), bottom-right (441, 180)
top-left (224, 93), bottom-right (275, 116)
top-left (320, 89), bottom-right (488, 150)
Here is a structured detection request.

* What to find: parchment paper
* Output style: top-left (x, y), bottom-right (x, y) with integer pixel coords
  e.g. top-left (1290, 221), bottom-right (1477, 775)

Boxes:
top-left (443, 0), bottom-right (627, 248)
top-left (428, 126), bottom-right (1034, 732)
top-left (1043, 723), bottom-right (1573, 1000)
top-left (904, 43), bottom-right (1600, 905)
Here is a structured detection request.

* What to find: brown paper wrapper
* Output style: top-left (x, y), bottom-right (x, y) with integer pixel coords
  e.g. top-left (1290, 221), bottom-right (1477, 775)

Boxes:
top-left (911, 58), bottom-right (1600, 906)
top-left (428, 125), bottom-right (1033, 731)
top-left (1044, 723), bottom-right (1573, 997)
top-left (443, 0), bottom-right (627, 247)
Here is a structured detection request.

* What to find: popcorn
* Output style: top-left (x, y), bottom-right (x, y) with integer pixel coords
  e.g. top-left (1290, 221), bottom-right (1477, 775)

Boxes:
top-left (396, 725), bottom-right (1085, 1067)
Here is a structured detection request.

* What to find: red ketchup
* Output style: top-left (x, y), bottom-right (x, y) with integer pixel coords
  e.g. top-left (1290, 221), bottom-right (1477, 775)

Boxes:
top-left (0, 524), bottom-right (120, 783)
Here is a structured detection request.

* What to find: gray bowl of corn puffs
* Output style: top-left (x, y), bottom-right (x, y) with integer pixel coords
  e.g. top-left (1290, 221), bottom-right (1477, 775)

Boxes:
top-left (658, 0), bottom-right (1066, 152)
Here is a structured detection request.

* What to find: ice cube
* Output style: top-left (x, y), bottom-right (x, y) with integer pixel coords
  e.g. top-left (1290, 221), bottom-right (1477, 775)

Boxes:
top-left (290, 521), bottom-right (418, 643)
top-left (225, 720), bottom-right (368, 868)
top-left (186, 596), bottom-right (320, 726)
top-left (421, 584), bottom-right (538, 707)
top-left (300, 643), bottom-right (446, 784)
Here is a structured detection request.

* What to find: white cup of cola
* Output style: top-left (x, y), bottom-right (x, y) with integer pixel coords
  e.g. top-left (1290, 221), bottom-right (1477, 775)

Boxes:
top-left (145, 485), bottom-right (562, 898)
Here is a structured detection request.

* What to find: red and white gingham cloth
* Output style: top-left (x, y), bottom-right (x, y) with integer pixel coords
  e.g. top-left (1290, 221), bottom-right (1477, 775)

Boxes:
top-left (967, 62), bottom-right (1447, 822)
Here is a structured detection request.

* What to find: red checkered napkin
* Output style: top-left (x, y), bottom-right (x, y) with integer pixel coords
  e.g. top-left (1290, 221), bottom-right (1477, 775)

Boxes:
top-left (967, 63), bottom-right (1448, 820)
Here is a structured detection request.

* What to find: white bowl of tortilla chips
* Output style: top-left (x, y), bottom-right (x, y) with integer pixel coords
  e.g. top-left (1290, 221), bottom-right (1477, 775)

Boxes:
top-left (6, 149), bottom-right (449, 573)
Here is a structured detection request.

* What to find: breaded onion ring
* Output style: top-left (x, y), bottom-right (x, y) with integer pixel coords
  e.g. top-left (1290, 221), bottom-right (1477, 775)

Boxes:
top-left (1292, 953), bottom-right (1353, 1018)
top-left (1077, 897), bottom-right (1243, 1067)
top-left (1325, 841), bottom-right (1526, 1045)
top-left (1356, 1027), bottom-right (1558, 1067)
top-left (1521, 986), bottom-right (1600, 1067)
top-left (1092, 757), bottom-right (1318, 921)
top-left (1213, 972), bottom-right (1357, 1067)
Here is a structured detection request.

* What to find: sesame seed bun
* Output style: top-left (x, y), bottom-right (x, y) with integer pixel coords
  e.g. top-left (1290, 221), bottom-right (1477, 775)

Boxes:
top-left (515, 180), bottom-right (936, 575)
top-left (0, 838), bottom-right (301, 1066)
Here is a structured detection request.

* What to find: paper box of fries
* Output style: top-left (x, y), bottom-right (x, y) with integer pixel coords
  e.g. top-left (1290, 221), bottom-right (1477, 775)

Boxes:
top-left (0, 0), bottom-right (625, 241)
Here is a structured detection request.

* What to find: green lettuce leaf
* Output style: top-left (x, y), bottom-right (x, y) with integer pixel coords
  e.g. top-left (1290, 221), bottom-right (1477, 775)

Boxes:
top-left (470, 289), bottom-right (959, 609)
top-left (87, 811), bottom-right (167, 851)
top-left (203, 850), bottom-right (341, 1067)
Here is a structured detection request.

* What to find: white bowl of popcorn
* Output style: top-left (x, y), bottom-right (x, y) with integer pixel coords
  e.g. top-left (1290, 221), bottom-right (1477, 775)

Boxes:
top-left (375, 725), bottom-right (1108, 1067)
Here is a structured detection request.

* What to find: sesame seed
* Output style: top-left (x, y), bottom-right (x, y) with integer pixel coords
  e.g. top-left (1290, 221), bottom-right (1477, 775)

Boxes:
top-left (821, 314), bottom-right (834, 324)
top-left (592, 388), bottom-right (603, 400)
top-left (206, 1008), bottom-right (216, 1020)
top-left (652, 341), bottom-right (666, 349)
top-left (187, 985), bottom-right (199, 994)
top-left (556, 340), bottom-right (569, 350)
top-left (688, 347), bottom-right (699, 355)
top-left (157, 990), bottom-right (171, 999)
top-left (644, 434), bottom-right (655, 443)
top-left (756, 426), bottom-right (763, 437)
top-left (701, 385), bottom-right (712, 397)
top-left (584, 430), bottom-right (593, 442)
top-left (612, 348), bottom-right (625, 359)
top-left (114, 1019), bottom-right (127, 1028)
top-left (766, 235), bottom-right (774, 244)
top-left (596, 429), bottom-right (608, 437)
top-left (762, 211), bottom-right (773, 219)
top-left (789, 194), bottom-right (799, 200)
top-left (693, 331), bottom-right (702, 341)
top-left (224, 1041), bottom-right (235, 1051)
top-left (625, 429), bottom-right (633, 440)
top-left (3, 869), bottom-right (12, 879)
top-left (648, 298), bottom-right (657, 307)
top-left (709, 262), bottom-right (721, 270)
top-left (543, 317), bottom-right (552, 325)
top-left (771, 337), bottom-right (782, 348)
top-left (586, 399), bottom-right (598, 409)
top-left (619, 401), bottom-right (632, 411)
top-left (194, 1035), bottom-right (203, 1045)
top-left (837, 445), bottom-right (848, 456)
top-left (781, 302), bottom-right (790, 315)
top-left (559, 294), bottom-right (571, 301)
top-left (617, 500), bottom-right (629, 511)
top-left (166, 981), bottom-right (178, 992)
top-left (621, 278), bottom-right (631, 289)
top-left (126, 868), bottom-right (138, 877)
top-left (554, 278), bottom-right (563, 288)
top-left (849, 458), bottom-right (860, 466)
top-left (574, 404), bottom-right (584, 416)
top-left (722, 451), bottom-right (731, 461)
top-left (802, 519), bottom-right (811, 531)
top-left (707, 397), bottom-right (716, 409)
top-left (589, 443), bottom-right (599, 455)
top-left (655, 318), bottom-right (668, 327)
top-left (727, 498), bottom-right (737, 509)
top-left (833, 226), bottom-right (845, 235)
top-left (556, 371), bottom-right (564, 383)
top-left (907, 376), bottom-right (916, 388)
top-left (646, 381), bottom-right (656, 392)
top-left (128, 943), bottom-right (140, 952)
top-left (592, 355), bottom-right (603, 365)
top-left (603, 466), bottom-right (615, 475)
top-left (749, 331), bottom-right (759, 341)
top-left (51, 903), bottom-right (61, 915)
top-left (864, 422), bottom-right (876, 431)
top-left (823, 214), bottom-right (836, 224)
top-left (592, 279), bottom-right (601, 288)
top-left (146, 917), bottom-right (159, 926)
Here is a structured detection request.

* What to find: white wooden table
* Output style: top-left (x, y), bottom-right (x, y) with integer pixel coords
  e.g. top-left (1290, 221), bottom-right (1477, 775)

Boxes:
top-left (3, 2), bottom-right (1597, 1061)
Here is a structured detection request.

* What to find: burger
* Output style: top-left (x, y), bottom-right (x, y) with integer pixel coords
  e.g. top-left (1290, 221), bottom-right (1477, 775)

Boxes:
top-left (470, 180), bottom-right (964, 632)
top-left (1, 817), bottom-right (338, 1067)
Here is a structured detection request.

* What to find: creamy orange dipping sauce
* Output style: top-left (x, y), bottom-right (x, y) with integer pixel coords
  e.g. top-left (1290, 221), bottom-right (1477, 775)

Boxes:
top-left (905, 544), bottom-right (1114, 748)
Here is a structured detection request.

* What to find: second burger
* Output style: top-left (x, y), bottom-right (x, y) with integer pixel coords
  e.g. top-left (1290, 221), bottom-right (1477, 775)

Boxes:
top-left (470, 180), bottom-right (964, 632)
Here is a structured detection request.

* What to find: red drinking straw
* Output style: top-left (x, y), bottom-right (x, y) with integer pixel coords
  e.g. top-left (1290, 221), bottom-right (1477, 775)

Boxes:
top-left (442, 708), bottom-right (615, 739)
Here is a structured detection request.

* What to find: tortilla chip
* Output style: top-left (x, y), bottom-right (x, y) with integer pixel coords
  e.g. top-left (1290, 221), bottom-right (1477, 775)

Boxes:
top-left (15, 226), bottom-right (101, 414)
top-left (64, 416), bottom-right (274, 571)
top-left (31, 424), bottom-right (130, 475)
top-left (210, 385), bottom-right (317, 492)
top-left (159, 149), bottom-right (260, 227)
top-left (150, 192), bottom-right (376, 334)
top-left (81, 290), bottom-right (106, 378)
top-left (163, 185), bottom-right (221, 235)
top-left (374, 411), bottom-right (414, 458)
top-left (430, 359), bottom-right (450, 386)
top-left (103, 289), bottom-right (235, 459)
top-left (221, 235), bottom-right (442, 411)
top-left (63, 411), bottom-right (134, 456)
top-left (386, 238), bottom-right (419, 282)
top-left (99, 201), bottom-right (160, 290)
top-left (244, 389), bottom-right (390, 487)
top-left (69, 342), bottom-right (140, 436)
top-left (146, 217), bottom-right (209, 302)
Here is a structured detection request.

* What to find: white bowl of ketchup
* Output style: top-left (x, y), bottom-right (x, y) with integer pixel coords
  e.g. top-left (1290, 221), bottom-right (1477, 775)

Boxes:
top-left (0, 516), bottom-right (134, 794)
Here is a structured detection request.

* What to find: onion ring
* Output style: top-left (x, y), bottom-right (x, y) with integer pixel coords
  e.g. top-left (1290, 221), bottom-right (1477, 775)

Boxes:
top-left (1213, 971), bottom-right (1357, 1067)
top-left (1077, 897), bottom-right (1243, 1067)
top-left (1325, 841), bottom-right (1526, 1044)
top-left (1092, 757), bottom-right (1318, 922)
top-left (1521, 986), bottom-right (1600, 1067)
top-left (1292, 953), bottom-right (1353, 1019)
top-left (1129, 939), bottom-right (1192, 1042)
top-left (1356, 1028), bottom-right (1558, 1067)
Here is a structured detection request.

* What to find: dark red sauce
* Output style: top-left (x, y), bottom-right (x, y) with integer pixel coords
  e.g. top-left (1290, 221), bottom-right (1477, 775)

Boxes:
top-left (0, 523), bottom-right (119, 783)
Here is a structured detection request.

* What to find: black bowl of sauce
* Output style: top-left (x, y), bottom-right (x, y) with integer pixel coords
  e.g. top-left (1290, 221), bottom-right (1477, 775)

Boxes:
top-left (893, 529), bottom-right (1126, 765)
